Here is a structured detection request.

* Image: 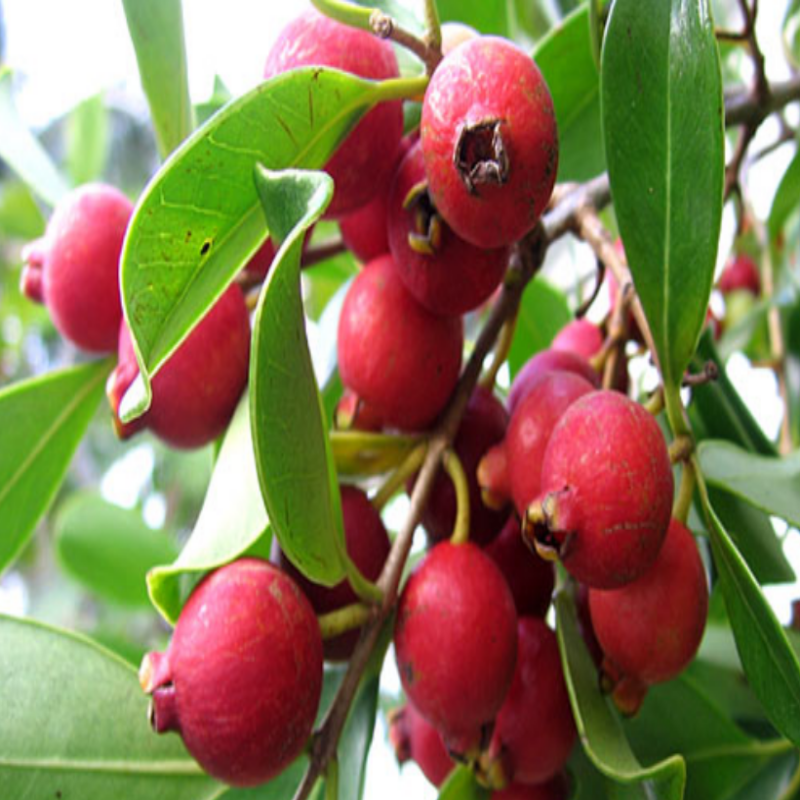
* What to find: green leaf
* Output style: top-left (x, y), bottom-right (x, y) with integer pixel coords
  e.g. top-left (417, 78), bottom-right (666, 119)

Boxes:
top-left (437, 766), bottom-right (490, 800)
top-left (690, 331), bottom-right (777, 456)
top-left (251, 166), bottom-right (345, 586)
top-left (147, 396), bottom-right (270, 624)
top-left (66, 93), bottom-right (109, 185)
top-left (555, 591), bottom-right (686, 799)
top-left (0, 360), bottom-right (111, 574)
top-left (700, 487), bottom-right (800, 747)
top-left (706, 486), bottom-right (795, 586)
top-left (783, 0), bottom-right (800, 70)
top-left (121, 0), bottom-right (195, 159)
top-left (0, 615), bottom-right (218, 799)
top-left (436, 0), bottom-right (510, 36)
top-left (0, 69), bottom-right (69, 207)
top-left (699, 440), bottom-right (800, 529)
top-left (508, 276), bottom-right (572, 378)
top-left (535, 7), bottom-right (604, 182)
top-left (602, 0), bottom-right (724, 393)
top-left (54, 492), bottom-right (178, 607)
top-left (768, 142), bottom-right (800, 242)
top-left (119, 69), bottom-right (390, 421)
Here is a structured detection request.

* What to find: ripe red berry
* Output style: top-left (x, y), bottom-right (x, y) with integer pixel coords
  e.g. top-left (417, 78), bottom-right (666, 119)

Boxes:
top-left (415, 386), bottom-right (509, 546)
top-left (718, 253), bottom-right (761, 296)
top-left (107, 284), bottom-right (250, 449)
top-left (507, 349), bottom-right (599, 416)
top-left (491, 775), bottom-right (569, 800)
top-left (394, 542), bottom-right (518, 752)
top-left (551, 319), bottom-right (603, 360)
top-left (421, 37), bottom-right (558, 249)
top-left (264, 9), bottom-right (403, 218)
top-left (484, 517), bottom-right (555, 619)
top-left (484, 617), bottom-right (575, 786)
top-left (389, 702), bottom-right (455, 788)
top-left (387, 140), bottom-right (509, 316)
top-left (334, 388), bottom-right (385, 432)
top-left (525, 391), bottom-right (673, 589)
top-left (274, 485), bottom-right (390, 661)
top-left (21, 183), bottom-right (133, 352)
top-left (337, 254), bottom-right (463, 431)
top-left (588, 519), bottom-right (708, 713)
top-left (140, 558), bottom-right (323, 787)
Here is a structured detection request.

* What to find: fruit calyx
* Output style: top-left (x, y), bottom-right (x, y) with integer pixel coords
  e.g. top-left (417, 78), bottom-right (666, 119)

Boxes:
top-left (524, 489), bottom-right (578, 564)
top-left (403, 179), bottom-right (443, 256)
top-left (456, 118), bottom-right (509, 195)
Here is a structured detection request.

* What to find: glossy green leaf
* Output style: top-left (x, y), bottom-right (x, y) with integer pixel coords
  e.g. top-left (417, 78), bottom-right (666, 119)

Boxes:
top-left (147, 396), bottom-right (271, 624)
top-left (438, 766), bottom-right (490, 800)
top-left (436, 0), bottom-right (510, 36)
top-left (0, 68), bottom-right (69, 207)
top-left (602, 0), bottom-right (724, 393)
top-left (121, 0), bottom-right (195, 159)
top-left (783, 0), bottom-right (800, 70)
top-left (699, 440), bottom-right (800, 529)
top-left (701, 490), bottom-right (800, 746)
top-left (54, 492), bottom-right (178, 607)
top-left (690, 332), bottom-right (777, 456)
top-left (0, 180), bottom-right (46, 239)
top-left (66, 93), bottom-right (109, 185)
top-left (119, 69), bottom-right (394, 421)
top-left (0, 615), bottom-right (218, 799)
top-left (508, 276), bottom-right (572, 378)
top-left (250, 167), bottom-right (345, 586)
top-left (555, 591), bottom-right (686, 799)
top-left (535, 7), bottom-right (604, 182)
top-left (706, 486), bottom-right (795, 586)
top-left (768, 142), bottom-right (800, 242)
top-left (511, 0), bottom-right (559, 43)
top-left (0, 359), bottom-right (111, 574)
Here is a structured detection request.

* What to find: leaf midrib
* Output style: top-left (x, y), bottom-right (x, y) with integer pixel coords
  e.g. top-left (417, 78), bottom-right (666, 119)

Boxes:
top-left (0, 756), bottom-right (205, 776)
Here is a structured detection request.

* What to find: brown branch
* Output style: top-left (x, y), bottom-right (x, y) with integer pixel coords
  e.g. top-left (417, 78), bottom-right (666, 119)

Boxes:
top-left (370, 11), bottom-right (442, 73)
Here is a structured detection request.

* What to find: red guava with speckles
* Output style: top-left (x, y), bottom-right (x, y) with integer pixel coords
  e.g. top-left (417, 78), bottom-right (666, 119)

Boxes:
top-left (139, 558), bottom-right (323, 787)
top-left (421, 37), bottom-right (558, 249)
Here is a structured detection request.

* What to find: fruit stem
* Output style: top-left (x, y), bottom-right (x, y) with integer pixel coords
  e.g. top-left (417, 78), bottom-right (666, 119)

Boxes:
top-left (422, 0), bottom-right (443, 56)
top-left (444, 448), bottom-right (471, 545)
top-left (373, 73), bottom-right (430, 103)
top-left (331, 429), bottom-right (423, 477)
top-left (664, 384), bottom-right (692, 440)
top-left (643, 387), bottom-right (665, 416)
top-left (317, 603), bottom-right (374, 640)
top-left (672, 462), bottom-right (697, 526)
top-left (371, 442), bottom-right (428, 511)
top-left (480, 307), bottom-right (518, 391)
top-left (338, 545), bottom-right (385, 605)
top-left (325, 757), bottom-right (339, 800)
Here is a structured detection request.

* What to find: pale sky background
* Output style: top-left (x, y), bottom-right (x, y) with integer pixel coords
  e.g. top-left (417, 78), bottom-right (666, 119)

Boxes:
top-left (1, 2), bottom-right (798, 798)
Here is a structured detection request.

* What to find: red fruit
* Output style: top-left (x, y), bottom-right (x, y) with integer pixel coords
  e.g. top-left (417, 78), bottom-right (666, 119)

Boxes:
top-left (416, 386), bottom-right (509, 546)
top-left (275, 485), bottom-right (390, 661)
top-left (505, 371), bottom-right (595, 516)
top-left (421, 37), bottom-right (558, 249)
top-left (476, 440), bottom-right (512, 511)
top-left (388, 140), bottom-right (509, 316)
top-left (21, 183), bottom-right (133, 352)
top-left (589, 519), bottom-right (708, 713)
top-left (525, 391), bottom-right (673, 589)
top-left (484, 517), bottom-right (555, 619)
top-left (492, 775), bottom-right (569, 800)
top-left (107, 284), bottom-right (250, 449)
top-left (337, 254), bottom-right (463, 431)
top-left (394, 542), bottom-right (518, 751)
top-left (140, 558), bottom-right (323, 787)
top-left (507, 349), bottom-right (599, 416)
top-left (718, 253), bottom-right (761, 296)
top-left (551, 319), bottom-right (603, 361)
top-left (389, 702), bottom-right (455, 788)
top-left (484, 618), bottom-right (575, 786)
top-left (334, 388), bottom-right (385, 432)
top-left (264, 9), bottom-right (403, 218)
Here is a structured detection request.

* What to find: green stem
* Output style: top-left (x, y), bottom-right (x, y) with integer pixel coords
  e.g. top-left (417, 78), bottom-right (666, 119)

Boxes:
top-left (318, 603), bottom-right (374, 640)
top-left (338, 544), bottom-right (384, 604)
top-left (309, 0), bottom-right (372, 30)
top-left (372, 442), bottom-right (429, 511)
top-left (480, 308), bottom-right (518, 391)
top-left (444, 449), bottom-right (471, 545)
top-left (325, 757), bottom-right (339, 800)
top-left (672, 461), bottom-right (697, 525)
top-left (373, 73), bottom-right (430, 103)
top-left (663, 383), bottom-right (691, 439)
top-left (422, 0), bottom-right (442, 52)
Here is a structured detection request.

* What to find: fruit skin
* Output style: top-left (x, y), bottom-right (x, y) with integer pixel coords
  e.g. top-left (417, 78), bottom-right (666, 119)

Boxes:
top-left (337, 254), bottom-right (463, 431)
top-left (485, 618), bottom-right (575, 786)
top-left (21, 183), bottom-right (133, 352)
top-left (491, 775), bottom-right (569, 800)
top-left (107, 284), bottom-right (250, 449)
top-left (527, 390), bottom-right (673, 589)
top-left (394, 542), bottom-right (518, 750)
top-left (274, 485), bottom-right (390, 661)
top-left (504, 371), bottom-right (595, 516)
top-left (589, 519), bottom-right (708, 701)
top-left (387, 140), bottom-right (509, 316)
top-left (421, 36), bottom-right (558, 249)
top-left (551, 319), bottom-right (603, 361)
top-left (484, 516), bottom-right (554, 619)
top-left (507, 349), bottom-right (598, 416)
top-left (140, 558), bottom-right (323, 787)
top-left (263, 9), bottom-right (403, 218)
top-left (389, 702), bottom-right (455, 788)
top-left (718, 253), bottom-right (761, 296)
top-left (416, 386), bottom-right (509, 546)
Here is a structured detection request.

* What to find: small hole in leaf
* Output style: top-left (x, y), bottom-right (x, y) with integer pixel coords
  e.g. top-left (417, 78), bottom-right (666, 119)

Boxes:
top-left (200, 240), bottom-right (212, 256)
